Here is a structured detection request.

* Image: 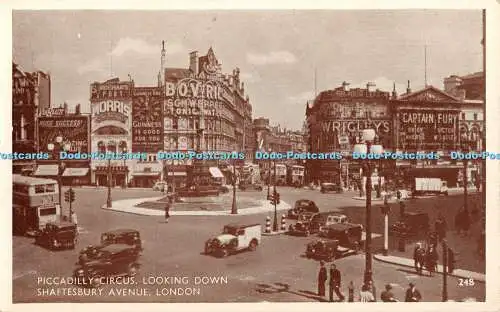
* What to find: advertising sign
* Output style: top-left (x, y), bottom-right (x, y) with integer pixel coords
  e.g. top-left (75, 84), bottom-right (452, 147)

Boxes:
top-left (91, 100), bottom-right (132, 133)
top-left (132, 87), bottom-right (163, 152)
top-left (164, 77), bottom-right (230, 118)
top-left (12, 74), bottom-right (33, 105)
top-left (90, 79), bottom-right (133, 101)
top-left (398, 109), bottom-right (459, 150)
top-left (38, 116), bottom-right (90, 155)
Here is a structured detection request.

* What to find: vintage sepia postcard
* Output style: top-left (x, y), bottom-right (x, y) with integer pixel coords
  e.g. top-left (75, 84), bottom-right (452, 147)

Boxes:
top-left (2, 1), bottom-right (500, 311)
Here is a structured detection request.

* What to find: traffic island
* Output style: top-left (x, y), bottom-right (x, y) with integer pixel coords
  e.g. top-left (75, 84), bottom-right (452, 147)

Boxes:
top-left (262, 230), bottom-right (287, 236)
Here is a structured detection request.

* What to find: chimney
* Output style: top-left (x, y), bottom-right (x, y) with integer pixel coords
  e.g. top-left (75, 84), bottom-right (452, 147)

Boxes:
top-left (75, 103), bottom-right (81, 115)
top-left (406, 80), bottom-right (412, 94)
top-left (366, 82), bottom-right (376, 92)
top-left (342, 81), bottom-right (350, 91)
top-left (444, 75), bottom-right (462, 93)
top-left (189, 51), bottom-right (199, 74)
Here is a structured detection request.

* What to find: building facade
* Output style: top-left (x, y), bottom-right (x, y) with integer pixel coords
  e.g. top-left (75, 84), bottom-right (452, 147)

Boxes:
top-left (12, 63), bottom-right (51, 174)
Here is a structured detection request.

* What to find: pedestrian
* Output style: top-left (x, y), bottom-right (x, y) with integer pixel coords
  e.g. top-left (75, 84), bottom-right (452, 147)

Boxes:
top-left (405, 282), bottom-right (422, 302)
top-left (435, 213), bottom-right (447, 241)
top-left (328, 264), bottom-right (345, 302)
top-left (347, 281), bottom-right (354, 302)
top-left (367, 280), bottom-right (376, 301)
top-left (413, 243), bottom-right (425, 275)
top-left (381, 284), bottom-right (398, 302)
top-left (425, 244), bottom-right (438, 277)
top-left (317, 261), bottom-right (327, 297)
top-left (164, 201), bottom-right (171, 223)
top-left (462, 209), bottom-right (471, 236)
top-left (70, 211), bottom-right (79, 233)
top-left (359, 284), bottom-right (375, 302)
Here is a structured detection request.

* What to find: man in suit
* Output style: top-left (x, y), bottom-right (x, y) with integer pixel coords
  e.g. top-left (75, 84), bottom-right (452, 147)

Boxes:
top-left (329, 264), bottom-right (345, 302)
top-left (317, 261), bottom-right (327, 297)
top-left (381, 284), bottom-right (398, 302)
top-left (405, 282), bottom-right (422, 302)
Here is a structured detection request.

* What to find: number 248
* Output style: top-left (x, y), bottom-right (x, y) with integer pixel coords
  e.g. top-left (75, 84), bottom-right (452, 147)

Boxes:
top-left (458, 278), bottom-right (475, 287)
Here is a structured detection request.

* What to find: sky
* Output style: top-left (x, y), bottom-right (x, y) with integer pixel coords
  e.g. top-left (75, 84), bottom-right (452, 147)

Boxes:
top-left (12, 10), bottom-right (483, 130)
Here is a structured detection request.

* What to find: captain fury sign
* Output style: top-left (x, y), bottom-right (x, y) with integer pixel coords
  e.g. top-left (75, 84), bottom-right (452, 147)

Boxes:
top-left (398, 109), bottom-right (459, 150)
top-left (132, 87), bottom-right (163, 152)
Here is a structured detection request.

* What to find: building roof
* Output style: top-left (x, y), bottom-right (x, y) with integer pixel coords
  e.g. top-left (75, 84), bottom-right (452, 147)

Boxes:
top-left (461, 71), bottom-right (483, 80)
top-left (165, 68), bottom-right (192, 80)
top-left (397, 85), bottom-right (461, 102)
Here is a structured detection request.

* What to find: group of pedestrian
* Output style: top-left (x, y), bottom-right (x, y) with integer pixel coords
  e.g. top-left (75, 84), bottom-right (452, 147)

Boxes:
top-left (413, 242), bottom-right (439, 276)
top-left (317, 262), bottom-right (422, 302)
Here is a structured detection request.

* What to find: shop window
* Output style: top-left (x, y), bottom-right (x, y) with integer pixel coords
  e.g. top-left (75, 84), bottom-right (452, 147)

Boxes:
top-left (473, 113), bottom-right (478, 121)
top-left (46, 184), bottom-right (55, 192)
top-left (35, 185), bottom-right (45, 194)
top-left (461, 113), bottom-right (465, 120)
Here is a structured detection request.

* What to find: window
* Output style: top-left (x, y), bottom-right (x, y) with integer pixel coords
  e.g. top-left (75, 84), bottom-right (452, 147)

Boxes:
top-left (473, 113), bottom-right (478, 121)
top-left (35, 185), bottom-right (45, 194)
top-left (189, 118), bottom-right (194, 129)
top-left (39, 208), bottom-right (57, 216)
top-left (461, 113), bottom-right (465, 120)
top-left (46, 184), bottom-right (55, 192)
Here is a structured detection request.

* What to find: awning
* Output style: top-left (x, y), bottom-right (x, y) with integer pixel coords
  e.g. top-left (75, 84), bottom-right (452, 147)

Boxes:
top-left (132, 172), bottom-right (160, 177)
top-left (63, 168), bottom-right (89, 177)
top-left (209, 167), bottom-right (224, 178)
top-left (34, 165), bottom-right (59, 176)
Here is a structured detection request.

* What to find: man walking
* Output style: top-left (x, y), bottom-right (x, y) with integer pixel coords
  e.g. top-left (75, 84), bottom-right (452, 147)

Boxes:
top-left (164, 200), bottom-right (171, 223)
top-left (413, 243), bottom-right (425, 275)
top-left (317, 261), bottom-right (327, 297)
top-left (328, 264), bottom-right (345, 302)
top-left (381, 284), bottom-right (398, 302)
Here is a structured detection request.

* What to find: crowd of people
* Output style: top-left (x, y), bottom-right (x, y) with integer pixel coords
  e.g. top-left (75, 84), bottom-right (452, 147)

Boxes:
top-left (316, 261), bottom-right (423, 302)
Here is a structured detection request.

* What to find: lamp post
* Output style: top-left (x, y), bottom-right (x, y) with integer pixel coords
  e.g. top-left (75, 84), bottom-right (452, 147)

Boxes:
top-left (267, 148), bottom-right (272, 199)
top-left (231, 159), bottom-right (237, 214)
top-left (442, 239), bottom-right (448, 301)
top-left (122, 147), bottom-right (128, 189)
top-left (106, 158), bottom-right (112, 208)
top-left (47, 136), bottom-right (70, 216)
top-left (273, 159), bottom-right (278, 232)
top-left (383, 195), bottom-right (389, 256)
top-left (461, 138), bottom-right (470, 213)
top-left (353, 129), bottom-right (384, 284)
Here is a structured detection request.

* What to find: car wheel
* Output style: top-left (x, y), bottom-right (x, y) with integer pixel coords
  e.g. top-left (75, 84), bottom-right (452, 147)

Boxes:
top-left (221, 249), bottom-right (229, 257)
top-left (248, 240), bottom-right (258, 251)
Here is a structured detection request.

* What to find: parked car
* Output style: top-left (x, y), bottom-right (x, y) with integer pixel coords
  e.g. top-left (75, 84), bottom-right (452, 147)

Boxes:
top-left (287, 199), bottom-right (319, 219)
top-left (152, 181), bottom-right (167, 192)
top-left (305, 239), bottom-right (355, 261)
top-left (204, 223), bottom-right (261, 257)
top-left (288, 212), bottom-right (331, 236)
top-left (318, 223), bottom-right (363, 251)
top-left (389, 212), bottom-right (429, 236)
top-left (73, 244), bottom-right (141, 288)
top-left (79, 229), bottom-right (143, 264)
top-left (320, 182), bottom-right (343, 193)
top-left (34, 220), bottom-right (77, 250)
top-left (176, 185), bottom-right (220, 197)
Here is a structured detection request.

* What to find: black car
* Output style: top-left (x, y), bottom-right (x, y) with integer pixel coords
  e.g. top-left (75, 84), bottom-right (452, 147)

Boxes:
top-left (73, 244), bottom-right (141, 288)
top-left (288, 212), bottom-right (329, 236)
top-left (34, 221), bottom-right (77, 250)
top-left (287, 199), bottom-right (319, 219)
top-left (100, 229), bottom-right (143, 251)
top-left (319, 223), bottom-right (363, 251)
top-left (305, 239), bottom-right (354, 261)
top-left (389, 212), bottom-right (429, 236)
top-left (320, 183), bottom-right (343, 194)
top-left (239, 183), bottom-right (263, 191)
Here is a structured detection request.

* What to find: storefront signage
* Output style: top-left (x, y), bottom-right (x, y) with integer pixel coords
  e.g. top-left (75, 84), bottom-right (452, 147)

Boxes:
top-left (398, 109), bottom-right (459, 150)
top-left (12, 75), bottom-right (33, 105)
top-left (38, 116), bottom-right (90, 155)
top-left (321, 88), bottom-right (390, 100)
top-left (92, 100), bottom-right (131, 124)
top-left (321, 119), bottom-right (391, 134)
top-left (132, 87), bottom-right (163, 152)
top-left (90, 80), bottom-right (133, 100)
top-left (43, 108), bottom-right (66, 116)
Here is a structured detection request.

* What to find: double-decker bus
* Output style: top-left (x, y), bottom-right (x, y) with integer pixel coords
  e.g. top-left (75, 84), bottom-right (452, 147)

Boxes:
top-left (270, 164), bottom-right (287, 186)
top-left (13, 174), bottom-right (61, 235)
top-left (287, 165), bottom-right (305, 186)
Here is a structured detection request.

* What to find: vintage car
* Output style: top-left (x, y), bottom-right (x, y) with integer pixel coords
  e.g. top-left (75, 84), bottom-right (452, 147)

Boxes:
top-left (389, 212), bottom-right (430, 236)
top-left (101, 229), bottom-right (143, 251)
top-left (204, 223), bottom-right (261, 257)
top-left (176, 185), bottom-right (220, 197)
top-left (152, 181), bottom-right (167, 192)
top-left (287, 199), bottom-right (320, 219)
top-left (73, 244), bottom-right (141, 288)
top-left (305, 239), bottom-right (355, 261)
top-left (288, 212), bottom-right (331, 236)
top-left (34, 220), bottom-right (77, 250)
top-left (317, 214), bottom-right (352, 236)
top-left (317, 223), bottom-right (363, 251)
top-left (320, 182), bottom-right (343, 194)
top-left (238, 183), bottom-right (263, 191)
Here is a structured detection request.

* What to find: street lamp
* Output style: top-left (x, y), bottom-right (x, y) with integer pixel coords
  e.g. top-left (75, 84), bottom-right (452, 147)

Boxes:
top-left (106, 158), bottom-right (112, 208)
top-left (353, 128), bottom-right (384, 284)
top-left (272, 159), bottom-right (278, 232)
top-left (231, 160), bottom-right (237, 214)
top-left (461, 136), bottom-right (471, 213)
top-left (47, 136), bottom-right (70, 216)
top-left (382, 195), bottom-right (390, 256)
top-left (122, 147), bottom-right (128, 189)
top-left (442, 239), bottom-right (448, 301)
top-left (267, 148), bottom-right (272, 199)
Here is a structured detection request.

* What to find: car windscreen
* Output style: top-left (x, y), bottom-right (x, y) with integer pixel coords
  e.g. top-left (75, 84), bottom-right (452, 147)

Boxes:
top-left (222, 226), bottom-right (238, 235)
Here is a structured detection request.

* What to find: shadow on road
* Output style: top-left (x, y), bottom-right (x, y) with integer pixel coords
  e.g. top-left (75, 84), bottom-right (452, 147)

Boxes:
top-left (255, 282), bottom-right (328, 302)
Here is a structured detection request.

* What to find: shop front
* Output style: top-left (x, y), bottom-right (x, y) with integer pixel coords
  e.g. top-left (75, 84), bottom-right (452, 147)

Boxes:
top-left (94, 165), bottom-right (128, 187)
top-left (131, 170), bottom-right (160, 188)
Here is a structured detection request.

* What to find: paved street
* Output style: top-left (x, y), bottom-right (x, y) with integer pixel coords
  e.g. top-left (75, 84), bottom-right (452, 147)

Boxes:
top-left (13, 186), bottom-right (485, 302)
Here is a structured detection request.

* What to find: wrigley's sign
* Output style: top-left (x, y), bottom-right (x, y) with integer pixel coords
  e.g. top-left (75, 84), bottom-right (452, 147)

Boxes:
top-left (321, 119), bottom-right (391, 134)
